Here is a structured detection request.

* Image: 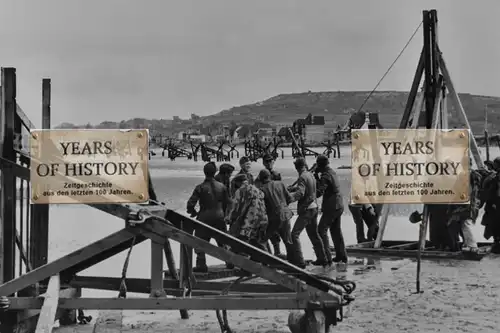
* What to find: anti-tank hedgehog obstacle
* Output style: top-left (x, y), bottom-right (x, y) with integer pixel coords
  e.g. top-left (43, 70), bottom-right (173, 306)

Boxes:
top-left (0, 69), bottom-right (355, 333)
top-left (346, 9), bottom-right (491, 261)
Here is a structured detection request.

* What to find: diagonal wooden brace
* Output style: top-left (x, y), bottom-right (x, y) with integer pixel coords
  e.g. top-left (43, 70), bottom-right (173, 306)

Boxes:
top-left (164, 210), bottom-right (336, 293)
top-left (0, 228), bottom-right (144, 296)
top-left (137, 216), bottom-right (342, 304)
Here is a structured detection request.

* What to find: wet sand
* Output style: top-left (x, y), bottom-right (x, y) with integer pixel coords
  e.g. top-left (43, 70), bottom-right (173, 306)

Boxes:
top-left (52, 146), bottom-right (500, 332)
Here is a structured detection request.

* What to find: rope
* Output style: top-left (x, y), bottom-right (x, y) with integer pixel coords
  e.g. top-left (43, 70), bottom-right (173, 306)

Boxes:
top-left (356, 20), bottom-right (423, 114)
top-left (118, 236), bottom-right (137, 298)
top-left (216, 275), bottom-right (257, 333)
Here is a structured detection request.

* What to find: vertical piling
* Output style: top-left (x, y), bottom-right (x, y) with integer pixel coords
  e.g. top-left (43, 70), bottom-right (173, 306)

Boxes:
top-left (1, 68), bottom-right (18, 285)
top-left (30, 79), bottom-right (51, 272)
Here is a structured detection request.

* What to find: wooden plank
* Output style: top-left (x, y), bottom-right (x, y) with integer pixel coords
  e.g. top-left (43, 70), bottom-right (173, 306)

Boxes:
top-left (345, 247), bottom-right (486, 261)
top-left (0, 228), bottom-right (140, 296)
top-left (386, 242), bottom-right (418, 250)
top-left (93, 310), bottom-right (123, 333)
top-left (9, 295), bottom-right (326, 310)
top-left (70, 276), bottom-right (292, 294)
top-left (35, 275), bottom-right (60, 333)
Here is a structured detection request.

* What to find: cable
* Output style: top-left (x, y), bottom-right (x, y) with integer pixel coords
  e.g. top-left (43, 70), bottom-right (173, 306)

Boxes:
top-left (356, 20), bottom-right (423, 114)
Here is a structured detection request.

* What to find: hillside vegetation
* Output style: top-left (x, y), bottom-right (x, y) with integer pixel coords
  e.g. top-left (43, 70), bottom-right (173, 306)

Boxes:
top-left (57, 91), bottom-right (500, 134)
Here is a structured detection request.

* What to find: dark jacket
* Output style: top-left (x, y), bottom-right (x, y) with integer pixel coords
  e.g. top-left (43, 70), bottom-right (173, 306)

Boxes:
top-left (215, 173), bottom-right (231, 193)
top-left (186, 178), bottom-right (231, 223)
top-left (316, 166), bottom-right (343, 214)
top-left (255, 169), bottom-right (282, 188)
top-left (290, 170), bottom-right (317, 215)
top-left (260, 179), bottom-right (293, 222)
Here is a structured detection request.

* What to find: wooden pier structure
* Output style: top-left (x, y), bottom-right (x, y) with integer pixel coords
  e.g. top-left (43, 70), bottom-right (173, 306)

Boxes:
top-left (346, 9), bottom-right (492, 260)
top-left (0, 69), bottom-right (355, 333)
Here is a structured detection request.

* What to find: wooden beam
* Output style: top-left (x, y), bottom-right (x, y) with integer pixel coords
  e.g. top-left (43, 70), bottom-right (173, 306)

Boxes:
top-left (30, 79), bottom-right (51, 270)
top-left (0, 156), bottom-right (30, 180)
top-left (70, 276), bottom-right (292, 294)
top-left (15, 104), bottom-right (35, 131)
top-left (1, 67), bottom-right (18, 284)
top-left (373, 52), bottom-right (424, 249)
top-left (150, 240), bottom-right (165, 297)
top-left (34, 275), bottom-right (60, 333)
top-left (0, 228), bottom-right (141, 296)
top-left (8, 295), bottom-right (330, 310)
top-left (438, 52), bottom-right (484, 169)
top-left (15, 287), bottom-right (79, 333)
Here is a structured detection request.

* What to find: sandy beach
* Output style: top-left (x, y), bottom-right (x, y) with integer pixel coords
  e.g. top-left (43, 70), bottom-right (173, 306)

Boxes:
top-left (52, 146), bottom-right (500, 333)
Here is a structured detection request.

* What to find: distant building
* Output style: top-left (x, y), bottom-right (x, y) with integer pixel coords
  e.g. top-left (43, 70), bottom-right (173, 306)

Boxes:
top-left (256, 127), bottom-right (273, 142)
top-left (190, 134), bottom-right (207, 142)
top-left (177, 131), bottom-right (187, 140)
top-left (274, 122), bottom-right (289, 133)
top-left (292, 113), bottom-right (326, 143)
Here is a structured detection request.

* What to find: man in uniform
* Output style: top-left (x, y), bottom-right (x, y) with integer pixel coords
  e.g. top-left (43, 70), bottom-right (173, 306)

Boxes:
top-left (447, 156), bottom-right (482, 253)
top-left (215, 163), bottom-right (235, 192)
top-left (187, 162), bottom-right (232, 272)
top-left (231, 156), bottom-right (254, 197)
top-left (255, 154), bottom-right (285, 257)
top-left (348, 203), bottom-right (380, 243)
top-left (314, 155), bottom-right (347, 265)
top-left (288, 157), bottom-right (328, 268)
top-left (257, 169), bottom-right (294, 261)
top-left (481, 157), bottom-right (500, 253)
top-left (226, 174), bottom-right (268, 251)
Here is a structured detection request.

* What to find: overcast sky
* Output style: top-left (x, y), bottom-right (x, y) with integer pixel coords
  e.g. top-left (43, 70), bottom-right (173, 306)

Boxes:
top-left (1, 0), bottom-right (499, 126)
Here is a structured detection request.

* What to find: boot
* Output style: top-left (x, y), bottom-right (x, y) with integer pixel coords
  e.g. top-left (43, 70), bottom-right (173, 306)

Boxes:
top-left (193, 254), bottom-right (208, 273)
top-left (272, 241), bottom-right (281, 256)
top-left (311, 259), bottom-right (330, 267)
top-left (492, 238), bottom-right (500, 254)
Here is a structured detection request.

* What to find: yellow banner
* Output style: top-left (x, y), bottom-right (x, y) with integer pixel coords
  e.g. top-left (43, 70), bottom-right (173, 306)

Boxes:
top-left (30, 129), bottom-right (149, 204)
top-left (351, 129), bottom-right (470, 204)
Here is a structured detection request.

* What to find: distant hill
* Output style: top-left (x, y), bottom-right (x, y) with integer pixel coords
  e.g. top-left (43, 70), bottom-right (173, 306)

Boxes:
top-left (56, 91), bottom-right (500, 135)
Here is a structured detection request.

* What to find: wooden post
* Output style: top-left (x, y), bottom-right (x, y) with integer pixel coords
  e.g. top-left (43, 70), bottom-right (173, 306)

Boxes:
top-left (30, 79), bottom-right (51, 271)
top-left (163, 240), bottom-right (189, 319)
top-left (373, 52), bottom-right (424, 248)
top-left (150, 240), bottom-right (165, 298)
top-left (1, 68), bottom-right (18, 285)
top-left (34, 275), bottom-right (60, 333)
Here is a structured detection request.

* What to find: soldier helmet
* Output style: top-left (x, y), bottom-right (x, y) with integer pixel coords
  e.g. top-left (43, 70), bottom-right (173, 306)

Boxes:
top-left (233, 173), bottom-right (247, 183)
top-left (316, 154), bottom-right (329, 167)
top-left (263, 154), bottom-right (274, 162)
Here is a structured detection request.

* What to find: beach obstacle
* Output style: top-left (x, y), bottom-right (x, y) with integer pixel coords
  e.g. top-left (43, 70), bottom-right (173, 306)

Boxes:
top-left (161, 140), bottom-right (193, 160)
top-left (289, 128), bottom-right (341, 160)
top-left (345, 9), bottom-right (491, 261)
top-left (244, 135), bottom-right (284, 162)
top-left (0, 68), bottom-right (355, 333)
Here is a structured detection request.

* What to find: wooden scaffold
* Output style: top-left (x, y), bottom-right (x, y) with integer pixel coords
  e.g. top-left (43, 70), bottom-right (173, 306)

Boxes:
top-left (346, 9), bottom-right (491, 260)
top-left (0, 70), bottom-right (356, 333)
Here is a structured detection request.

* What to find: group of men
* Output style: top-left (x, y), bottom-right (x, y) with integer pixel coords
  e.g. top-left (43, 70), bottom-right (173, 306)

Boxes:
top-left (186, 153), bottom-right (359, 272)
